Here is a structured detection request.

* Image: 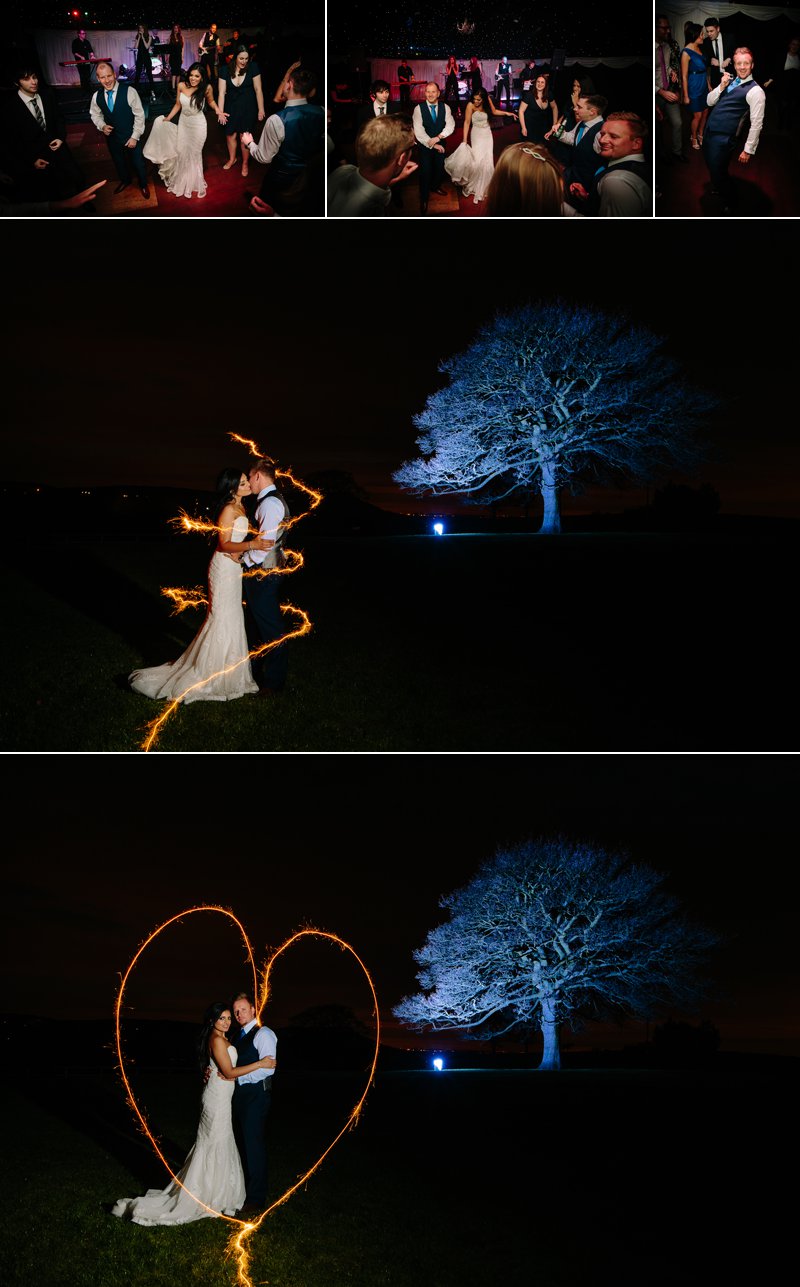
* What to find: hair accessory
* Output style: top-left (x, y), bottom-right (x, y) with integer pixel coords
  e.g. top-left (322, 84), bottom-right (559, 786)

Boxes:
top-left (521, 148), bottom-right (547, 161)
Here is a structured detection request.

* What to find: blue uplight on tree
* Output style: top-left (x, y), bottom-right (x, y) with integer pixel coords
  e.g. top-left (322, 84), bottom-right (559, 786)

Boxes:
top-left (395, 302), bottom-right (719, 535)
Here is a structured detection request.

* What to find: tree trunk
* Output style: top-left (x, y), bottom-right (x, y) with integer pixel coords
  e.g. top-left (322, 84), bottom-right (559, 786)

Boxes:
top-left (537, 997), bottom-right (561, 1071)
top-left (538, 459), bottom-right (561, 535)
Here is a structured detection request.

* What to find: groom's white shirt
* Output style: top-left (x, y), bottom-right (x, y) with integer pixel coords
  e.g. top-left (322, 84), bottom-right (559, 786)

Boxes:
top-left (242, 486), bottom-right (284, 568)
top-left (237, 1019), bottom-right (277, 1084)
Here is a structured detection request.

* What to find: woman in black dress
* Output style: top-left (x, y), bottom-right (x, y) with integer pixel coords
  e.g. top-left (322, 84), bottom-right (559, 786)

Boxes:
top-left (217, 45), bottom-right (265, 178)
top-left (519, 74), bottom-right (558, 144)
top-left (168, 24), bottom-right (184, 92)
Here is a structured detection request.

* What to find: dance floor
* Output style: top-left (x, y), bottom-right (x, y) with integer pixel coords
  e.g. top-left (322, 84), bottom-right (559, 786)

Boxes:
top-left (59, 93), bottom-right (272, 217)
top-left (657, 110), bottom-right (800, 218)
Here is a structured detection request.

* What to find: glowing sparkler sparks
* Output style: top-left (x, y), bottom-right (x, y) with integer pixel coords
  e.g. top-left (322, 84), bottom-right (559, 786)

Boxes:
top-left (140, 604), bottom-right (312, 753)
top-left (115, 909), bottom-right (380, 1287)
top-left (161, 586), bottom-right (208, 614)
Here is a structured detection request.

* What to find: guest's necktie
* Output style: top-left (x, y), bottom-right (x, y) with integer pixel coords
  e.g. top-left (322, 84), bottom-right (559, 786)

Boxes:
top-left (30, 96), bottom-right (45, 129)
top-left (107, 88), bottom-right (115, 110)
top-left (659, 45), bottom-right (668, 90)
top-left (379, 105), bottom-right (385, 114)
top-left (727, 77), bottom-right (742, 92)
top-left (575, 123), bottom-right (585, 143)
top-left (714, 40), bottom-right (719, 63)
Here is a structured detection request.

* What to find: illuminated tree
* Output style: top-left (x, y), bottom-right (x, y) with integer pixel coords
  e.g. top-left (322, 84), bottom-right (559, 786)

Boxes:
top-left (394, 302), bottom-right (718, 534)
top-left (394, 838), bottom-right (718, 1070)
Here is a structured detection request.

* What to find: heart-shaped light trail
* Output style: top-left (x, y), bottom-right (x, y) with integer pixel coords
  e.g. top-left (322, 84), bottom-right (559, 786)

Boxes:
top-left (115, 906), bottom-right (380, 1287)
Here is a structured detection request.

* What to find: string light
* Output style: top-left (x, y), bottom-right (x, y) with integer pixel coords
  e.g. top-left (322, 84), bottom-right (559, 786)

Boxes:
top-left (115, 909), bottom-right (380, 1287)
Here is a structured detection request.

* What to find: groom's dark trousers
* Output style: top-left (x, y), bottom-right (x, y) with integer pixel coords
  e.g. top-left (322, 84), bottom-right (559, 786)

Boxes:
top-left (233, 1081), bottom-right (271, 1207)
top-left (244, 575), bottom-right (288, 690)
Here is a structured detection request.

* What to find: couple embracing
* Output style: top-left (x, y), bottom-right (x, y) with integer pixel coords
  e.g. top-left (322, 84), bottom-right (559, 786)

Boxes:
top-left (113, 993), bottom-right (276, 1223)
top-left (129, 458), bottom-right (289, 704)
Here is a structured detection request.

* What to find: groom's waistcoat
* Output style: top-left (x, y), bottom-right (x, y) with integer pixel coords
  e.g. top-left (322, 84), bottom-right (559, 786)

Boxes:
top-left (236, 1024), bottom-right (265, 1078)
top-left (259, 489), bottom-right (290, 568)
top-left (419, 101), bottom-right (445, 138)
top-left (94, 84), bottom-right (136, 136)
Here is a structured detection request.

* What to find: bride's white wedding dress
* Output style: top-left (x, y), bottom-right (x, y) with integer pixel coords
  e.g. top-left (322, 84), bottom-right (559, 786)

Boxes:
top-left (445, 110), bottom-right (495, 203)
top-left (112, 1048), bottom-right (245, 1225)
top-left (143, 92), bottom-right (208, 198)
top-left (129, 515), bottom-right (258, 702)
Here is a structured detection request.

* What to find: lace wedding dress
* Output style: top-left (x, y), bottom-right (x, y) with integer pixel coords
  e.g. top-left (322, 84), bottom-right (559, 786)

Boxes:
top-left (129, 514), bottom-right (258, 702)
top-left (445, 110), bottom-right (495, 203)
top-left (112, 1048), bottom-right (245, 1225)
top-left (143, 92), bottom-right (208, 198)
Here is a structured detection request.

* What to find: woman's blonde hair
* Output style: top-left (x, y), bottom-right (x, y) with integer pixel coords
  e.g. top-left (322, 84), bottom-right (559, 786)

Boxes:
top-left (485, 144), bottom-right (564, 217)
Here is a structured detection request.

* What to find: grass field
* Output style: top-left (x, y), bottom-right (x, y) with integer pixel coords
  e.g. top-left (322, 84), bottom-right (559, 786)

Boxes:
top-left (2, 528), bottom-right (794, 751)
top-left (2, 1062), bottom-right (790, 1286)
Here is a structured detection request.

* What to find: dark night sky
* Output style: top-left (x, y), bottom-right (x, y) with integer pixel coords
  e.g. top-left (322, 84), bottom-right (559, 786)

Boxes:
top-left (5, 222), bottom-right (797, 520)
top-left (3, 757), bottom-right (798, 1057)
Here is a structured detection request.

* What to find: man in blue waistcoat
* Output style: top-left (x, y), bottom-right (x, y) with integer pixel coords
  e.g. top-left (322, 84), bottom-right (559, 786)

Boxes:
top-left (703, 47), bottom-right (766, 215)
top-left (88, 61), bottom-right (150, 199)
top-left (412, 81), bottom-right (455, 214)
top-left (241, 67), bottom-right (324, 215)
top-left (232, 992), bottom-right (277, 1215)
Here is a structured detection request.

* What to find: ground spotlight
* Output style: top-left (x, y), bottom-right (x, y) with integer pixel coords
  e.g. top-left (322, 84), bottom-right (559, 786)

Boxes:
top-left (433, 522), bottom-right (444, 536)
top-left (433, 1057), bottom-right (444, 1071)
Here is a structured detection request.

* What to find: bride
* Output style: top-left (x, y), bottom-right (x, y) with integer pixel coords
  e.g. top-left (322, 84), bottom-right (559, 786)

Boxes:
top-left (129, 468), bottom-right (271, 703)
top-left (143, 61), bottom-right (223, 198)
top-left (112, 1002), bottom-right (275, 1225)
top-left (445, 85), bottom-right (516, 204)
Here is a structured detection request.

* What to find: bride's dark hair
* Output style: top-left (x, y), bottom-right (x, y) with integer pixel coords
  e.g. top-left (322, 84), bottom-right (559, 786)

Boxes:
top-left (185, 61), bottom-right (208, 112)
top-left (198, 1001), bottom-right (230, 1072)
top-left (215, 467), bottom-right (245, 515)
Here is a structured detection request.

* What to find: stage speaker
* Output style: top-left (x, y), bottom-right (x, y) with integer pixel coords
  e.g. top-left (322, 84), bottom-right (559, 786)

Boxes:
top-left (550, 49), bottom-right (566, 74)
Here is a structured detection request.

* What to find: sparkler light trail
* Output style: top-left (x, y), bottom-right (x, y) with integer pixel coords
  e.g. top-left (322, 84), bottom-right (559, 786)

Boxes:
top-left (134, 436), bottom-right (322, 751)
top-left (115, 909), bottom-right (380, 1287)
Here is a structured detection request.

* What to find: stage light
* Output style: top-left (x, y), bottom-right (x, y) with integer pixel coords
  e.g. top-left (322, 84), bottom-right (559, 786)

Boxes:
top-left (433, 1057), bottom-right (444, 1071)
top-left (433, 522), bottom-right (444, 536)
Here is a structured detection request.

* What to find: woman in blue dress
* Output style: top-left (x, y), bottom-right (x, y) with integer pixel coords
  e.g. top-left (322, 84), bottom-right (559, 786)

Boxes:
top-left (681, 23), bottom-right (709, 150)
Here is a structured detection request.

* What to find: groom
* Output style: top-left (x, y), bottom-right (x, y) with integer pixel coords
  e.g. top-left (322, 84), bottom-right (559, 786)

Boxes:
top-left (232, 992), bottom-right (277, 1215)
top-left (241, 458), bottom-right (290, 694)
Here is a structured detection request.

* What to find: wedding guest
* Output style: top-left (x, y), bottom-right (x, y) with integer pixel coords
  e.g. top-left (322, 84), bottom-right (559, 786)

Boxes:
top-left (574, 112), bottom-right (651, 217)
top-left (355, 80), bottom-right (396, 133)
top-left (218, 46), bottom-right (264, 178)
top-left (656, 14), bottom-right (685, 163)
top-left (89, 61), bottom-right (150, 200)
top-left (241, 66), bottom-right (324, 216)
top-left (397, 57), bottom-right (414, 111)
top-left (328, 114), bottom-right (416, 216)
top-left (519, 74), bottom-right (557, 143)
top-left (71, 28), bottom-right (94, 92)
top-left (559, 93), bottom-right (607, 197)
top-left (0, 175), bottom-right (105, 215)
top-left (702, 17), bottom-right (737, 90)
top-left (703, 48), bottom-right (766, 215)
top-left (681, 23), bottom-right (709, 150)
top-left (485, 143), bottom-right (583, 217)
top-left (133, 24), bottom-right (156, 102)
top-left (520, 59), bottom-right (538, 94)
top-left (168, 24), bottom-right (184, 91)
top-left (560, 75), bottom-right (597, 133)
top-left (2, 66), bottom-right (85, 201)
